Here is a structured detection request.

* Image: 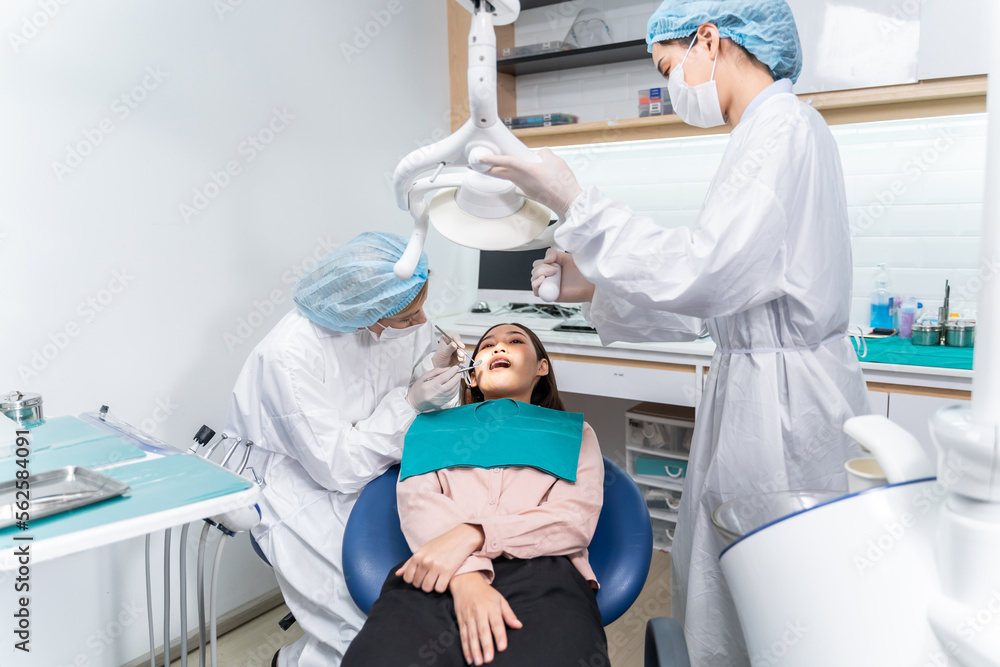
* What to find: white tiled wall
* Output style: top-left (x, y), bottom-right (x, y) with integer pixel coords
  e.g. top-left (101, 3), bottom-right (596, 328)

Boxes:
top-left (547, 114), bottom-right (988, 328)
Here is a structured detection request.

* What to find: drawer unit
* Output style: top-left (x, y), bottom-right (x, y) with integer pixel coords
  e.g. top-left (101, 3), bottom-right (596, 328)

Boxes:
top-left (650, 515), bottom-right (678, 552)
top-left (625, 402), bottom-right (695, 551)
top-left (554, 359), bottom-right (700, 405)
top-left (644, 486), bottom-right (683, 512)
top-left (635, 455), bottom-right (688, 479)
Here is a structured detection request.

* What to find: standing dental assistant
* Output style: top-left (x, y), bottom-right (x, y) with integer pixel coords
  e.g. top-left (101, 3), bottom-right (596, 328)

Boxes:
top-left (224, 232), bottom-right (464, 667)
top-left (481, 2), bottom-right (869, 665)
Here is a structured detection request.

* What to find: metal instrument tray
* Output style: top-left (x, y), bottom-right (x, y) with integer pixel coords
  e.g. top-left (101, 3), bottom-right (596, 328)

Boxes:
top-left (0, 466), bottom-right (130, 528)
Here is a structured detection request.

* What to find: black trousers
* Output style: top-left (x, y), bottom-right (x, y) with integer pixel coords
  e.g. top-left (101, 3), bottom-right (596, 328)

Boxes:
top-left (343, 556), bottom-right (609, 667)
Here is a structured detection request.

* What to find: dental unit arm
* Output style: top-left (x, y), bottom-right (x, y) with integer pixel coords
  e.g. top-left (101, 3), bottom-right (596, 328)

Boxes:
top-left (842, 8), bottom-right (1000, 661)
top-left (921, 11), bottom-right (1000, 660)
top-left (391, 0), bottom-right (564, 302)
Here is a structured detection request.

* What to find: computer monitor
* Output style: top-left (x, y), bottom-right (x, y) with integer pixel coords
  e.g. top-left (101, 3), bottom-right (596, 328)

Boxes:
top-left (477, 247), bottom-right (549, 305)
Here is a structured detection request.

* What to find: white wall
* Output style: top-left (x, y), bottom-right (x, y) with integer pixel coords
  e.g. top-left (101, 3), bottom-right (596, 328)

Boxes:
top-left (0, 0), bottom-right (460, 664)
top-left (547, 113), bottom-right (988, 328)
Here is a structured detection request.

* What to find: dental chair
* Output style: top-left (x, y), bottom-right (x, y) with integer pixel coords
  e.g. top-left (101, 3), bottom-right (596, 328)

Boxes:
top-left (342, 457), bottom-right (689, 665)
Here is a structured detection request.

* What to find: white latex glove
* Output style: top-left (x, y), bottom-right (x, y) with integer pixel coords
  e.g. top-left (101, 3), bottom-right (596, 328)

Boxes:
top-left (406, 366), bottom-right (461, 413)
top-left (531, 249), bottom-right (595, 303)
top-left (479, 148), bottom-right (583, 219)
top-left (431, 331), bottom-right (466, 368)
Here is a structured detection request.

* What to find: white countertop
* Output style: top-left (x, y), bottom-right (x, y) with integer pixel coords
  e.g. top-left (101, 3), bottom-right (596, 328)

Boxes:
top-left (436, 314), bottom-right (973, 384)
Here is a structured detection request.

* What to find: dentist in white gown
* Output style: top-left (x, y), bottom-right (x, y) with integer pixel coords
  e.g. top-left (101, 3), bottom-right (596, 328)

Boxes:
top-left (225, 232), bottom-right (463, 667)
top-left (481, 2), bottom-right (869, 664)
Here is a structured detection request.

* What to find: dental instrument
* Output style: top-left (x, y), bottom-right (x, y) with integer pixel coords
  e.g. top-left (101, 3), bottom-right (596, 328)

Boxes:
top-left (219, 436), bottom-right (244, 469)
top-left (457, 359), bottom-right (483, 373)
top-left (457, 358), bottom-right (483, 383)
top-left (187, 425), bottom-right (216, 455)
top-left (203, 434), bottom-right (236, 461)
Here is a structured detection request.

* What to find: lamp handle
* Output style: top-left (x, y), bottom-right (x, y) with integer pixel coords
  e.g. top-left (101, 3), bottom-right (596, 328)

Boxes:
top-left (538, 264), bottom-right (562, 302)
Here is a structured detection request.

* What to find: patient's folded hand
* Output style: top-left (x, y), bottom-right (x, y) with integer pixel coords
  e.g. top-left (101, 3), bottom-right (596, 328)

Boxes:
top-left (449, 573), bottom-right (523, 666)
top-left (395, 523), bottom-right (485, 594)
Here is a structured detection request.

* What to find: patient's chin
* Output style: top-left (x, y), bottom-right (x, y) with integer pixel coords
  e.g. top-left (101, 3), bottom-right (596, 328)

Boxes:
top-left (479, 377), bottom-right (530, 400)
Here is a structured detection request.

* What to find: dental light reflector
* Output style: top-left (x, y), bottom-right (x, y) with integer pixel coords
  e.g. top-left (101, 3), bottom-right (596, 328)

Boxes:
top-left (453, 171), bottom-right (524, 219)
top-left (428, 185), bottom-right (550, 251)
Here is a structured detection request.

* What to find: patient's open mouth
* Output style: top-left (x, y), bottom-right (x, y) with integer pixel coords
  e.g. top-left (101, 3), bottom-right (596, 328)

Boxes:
top-left (488, 357), bottom-right (511, 370)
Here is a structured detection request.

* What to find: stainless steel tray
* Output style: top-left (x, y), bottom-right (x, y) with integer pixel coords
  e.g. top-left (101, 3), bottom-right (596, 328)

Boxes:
top-left (0, 466), bottom-right (130, 528)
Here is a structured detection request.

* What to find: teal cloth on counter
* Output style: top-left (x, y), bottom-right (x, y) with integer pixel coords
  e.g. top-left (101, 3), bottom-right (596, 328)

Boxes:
top-left (401, 399), bottom-right (584, 482)
top-left (18, 415), bottom-right (118, 451)
top-left (0, 454), bottom-right (253, 550)
top-left (859, 336), bottom-right (974, 370)
top-left (0, 416), bottom-right (145, 481)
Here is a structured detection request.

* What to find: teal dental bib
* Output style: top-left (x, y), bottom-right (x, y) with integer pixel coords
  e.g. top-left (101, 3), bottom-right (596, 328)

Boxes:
top-left (400, 399), bottom-right (584, 482)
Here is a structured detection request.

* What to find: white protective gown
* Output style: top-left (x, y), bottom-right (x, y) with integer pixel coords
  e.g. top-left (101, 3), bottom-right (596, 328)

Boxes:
top-left (558, 81), bottom-right (869, 667)
top-left (224, 309), bottom-right (435, 667)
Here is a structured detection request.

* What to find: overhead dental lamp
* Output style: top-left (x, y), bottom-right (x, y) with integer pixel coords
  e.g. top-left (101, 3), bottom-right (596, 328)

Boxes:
top-left (392, 0), bottom-right (562, 300)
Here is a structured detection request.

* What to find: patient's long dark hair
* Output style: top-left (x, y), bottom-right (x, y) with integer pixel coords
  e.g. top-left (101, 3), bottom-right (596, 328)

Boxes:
top-left (463, 323), bottom-right (566, 412)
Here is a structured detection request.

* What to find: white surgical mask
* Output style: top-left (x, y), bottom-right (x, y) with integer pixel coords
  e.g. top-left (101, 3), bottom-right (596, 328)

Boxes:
top-left (366, 320), bottom-right (422, 342)
top-left (667, 37), bottom-right (727, 129)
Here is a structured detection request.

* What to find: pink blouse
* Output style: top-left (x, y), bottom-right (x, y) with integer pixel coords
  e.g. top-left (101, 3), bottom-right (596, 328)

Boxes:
top-left (396, 421), bottom-right (605, 587)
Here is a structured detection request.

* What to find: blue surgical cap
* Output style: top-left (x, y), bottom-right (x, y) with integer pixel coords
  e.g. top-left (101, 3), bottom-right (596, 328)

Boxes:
top-left (293, 232), bottom-right (428, 332)
top-left (646, 0), bottom-right (803, 83)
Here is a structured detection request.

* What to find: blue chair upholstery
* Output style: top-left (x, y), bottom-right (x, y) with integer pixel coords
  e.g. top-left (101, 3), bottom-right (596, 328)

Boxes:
top-left (342, 456), bottom-right (653, 626)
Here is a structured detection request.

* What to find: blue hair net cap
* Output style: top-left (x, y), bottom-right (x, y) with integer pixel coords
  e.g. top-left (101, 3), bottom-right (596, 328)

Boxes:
top-left (646, 0), bottom-right (803, 83)
top-left (293, 232), bottom-right (429, 332)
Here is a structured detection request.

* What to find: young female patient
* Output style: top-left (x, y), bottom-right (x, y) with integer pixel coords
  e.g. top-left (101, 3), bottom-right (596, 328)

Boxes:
top-left (342, 323), bottom-right (607, 666)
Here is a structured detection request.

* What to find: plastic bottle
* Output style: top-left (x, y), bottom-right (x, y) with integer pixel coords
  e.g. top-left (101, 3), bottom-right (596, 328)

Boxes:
top-left (899, 297), bottom-right (917, 338)
top-left (870, 264), bottom-right (893, 329)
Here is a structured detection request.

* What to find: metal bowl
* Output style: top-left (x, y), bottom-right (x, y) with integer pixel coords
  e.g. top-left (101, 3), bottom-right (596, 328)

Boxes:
top-left (945, 320), bottom-right (975, 348)
top-left (911, 322), bottom-right (941, 346)
top-left (0, 391), bottom-right (43, 425)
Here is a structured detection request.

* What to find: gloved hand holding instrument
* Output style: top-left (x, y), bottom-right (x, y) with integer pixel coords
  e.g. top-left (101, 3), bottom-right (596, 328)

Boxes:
top-left (432, 325), bottom-right (467, 368)
top-left (407, 366), bottom-right (462, 413)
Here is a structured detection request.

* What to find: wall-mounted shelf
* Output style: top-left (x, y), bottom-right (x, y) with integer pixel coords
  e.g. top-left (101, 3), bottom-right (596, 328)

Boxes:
top-left (510, 75), bottom-right (989, 148)
top-left (497, 39), bottom-right (647, 76)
